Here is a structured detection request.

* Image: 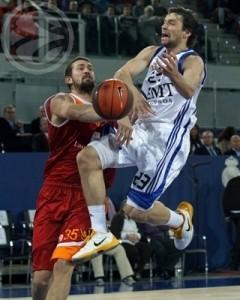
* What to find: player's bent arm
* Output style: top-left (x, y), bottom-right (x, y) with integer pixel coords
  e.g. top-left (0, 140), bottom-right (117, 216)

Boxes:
top-left (114, 46), bottom-right (157, 93)
top-left (171, 55), bottom-right (204, 99)
top-left (50, 93), bottom-right (102, 122)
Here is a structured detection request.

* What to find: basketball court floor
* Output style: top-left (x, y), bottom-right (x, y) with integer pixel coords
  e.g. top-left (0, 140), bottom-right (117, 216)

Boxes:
top-left (0, 273), bottom-right (239, 299)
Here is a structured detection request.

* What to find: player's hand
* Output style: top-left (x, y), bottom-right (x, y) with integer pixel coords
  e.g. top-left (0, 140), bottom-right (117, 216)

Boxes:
top-left (131, 90), bottom-right (153, 122)
top-left (116, 116), bottom-right (133, 146)
top-left (152, 52), bottom-right (178, 77)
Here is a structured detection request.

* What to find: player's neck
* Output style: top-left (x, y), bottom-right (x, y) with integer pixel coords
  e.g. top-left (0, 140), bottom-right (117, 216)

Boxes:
top-left (165, 43), bottom-right (189, 55)
top-left (70, 88), bottom-right (92, 103)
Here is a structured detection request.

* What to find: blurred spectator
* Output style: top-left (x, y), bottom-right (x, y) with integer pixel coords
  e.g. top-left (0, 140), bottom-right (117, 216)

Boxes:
top-left (150, 0), bottom-right (166, 17)
top-left (91, 196), bottom-right (135, 285)
top-left (91, 244), bottom-right (135, 285)
top-left (224, 135), bottom-right (240, 157)
top-left (190, 124), bottom-right (203, 154)
top-left (80, 1), bottom-right (98, 54)
top-left (133, 0), bottom-right (145, 18)
top-left (217, 126), bottom-right (236, 154)
top-left (30, 105), bottom-right (46, 134)
top-left (0, 104), bottom-right (31, 152)
top-left (138, 5), bottom-right (162, 48)
top-left (100, 4), bottom-right (116, 55)
top-left (110, 206), bottom-right (151, 280)
top-left (93, 0), bottom-right (109, 14)
top-left (211, 0), bottom-right (236, 32)
top-left (196, 0), bottom-right (217, 18)
top-left (222, 156), bottom-right (240, 188)
top-left (32, 116), bottom-right (49, 152)
top-left (194, 130), bottom-right (221, 156)
top-left (68, 0), bottom-right (79, 12)
top-left (58, 0), bottom-right (70, 11)
top-left (118, 4), bottom-right (138, 56)
top-left (47, 0), bottom-right (58, 10)
top-left (222, 156), bottom-right (240, 270)
top-left (65, 0), bottom-right (80, 53)
top-left (138, 223), bottom-right (182, 279)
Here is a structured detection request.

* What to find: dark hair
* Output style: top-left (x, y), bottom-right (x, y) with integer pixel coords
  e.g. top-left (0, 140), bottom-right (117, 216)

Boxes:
top-left (218, 126), bottom-right (236, 142)
top-left (64, 56), bottom-right (90, 78)
top-left (168, 7), bottom-right (199, 47)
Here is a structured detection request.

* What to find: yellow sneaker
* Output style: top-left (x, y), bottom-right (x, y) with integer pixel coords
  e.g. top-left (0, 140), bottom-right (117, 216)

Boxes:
top-left (172, 201), bottom-right (194, 250)
top-left (72, 231), bottom-right (120, 263)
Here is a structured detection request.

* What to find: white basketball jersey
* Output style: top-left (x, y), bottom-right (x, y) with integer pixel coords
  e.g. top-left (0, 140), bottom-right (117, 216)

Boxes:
top-left (141, 47), bottom-right (206, 129)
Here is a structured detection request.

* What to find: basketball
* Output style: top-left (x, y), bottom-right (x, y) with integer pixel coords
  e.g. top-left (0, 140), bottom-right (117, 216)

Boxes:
top-left (92, 79), bottom-right (133, 120)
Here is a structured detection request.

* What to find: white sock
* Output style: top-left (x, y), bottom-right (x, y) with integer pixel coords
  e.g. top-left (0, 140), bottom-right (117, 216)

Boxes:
top-left (88, 205), bottom-right (108, 233)
top-left (165, 209), bottom-right (184, 229)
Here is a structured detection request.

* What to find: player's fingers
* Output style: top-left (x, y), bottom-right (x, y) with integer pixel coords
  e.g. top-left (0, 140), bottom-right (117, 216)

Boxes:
top-left (125, 128), bottom-right (133, 146)
top-left (131, 106), bottom-right (140, 121)
top-left (117, 127), bottom-right (132, 146)
top-left (116, 124), bottom-right (127, 142)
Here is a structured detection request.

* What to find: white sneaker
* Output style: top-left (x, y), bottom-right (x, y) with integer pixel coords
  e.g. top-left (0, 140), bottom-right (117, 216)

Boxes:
top-left (172, 201), bottom-right (194, 250)
top-left (72, 231), bottom-right (120, 263)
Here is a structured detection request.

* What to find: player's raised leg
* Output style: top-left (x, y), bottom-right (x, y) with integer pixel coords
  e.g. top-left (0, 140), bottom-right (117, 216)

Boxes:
top-left (124, 200), bottom-right (194, 250)
top-left (72, 145), bottom-right (119, 263)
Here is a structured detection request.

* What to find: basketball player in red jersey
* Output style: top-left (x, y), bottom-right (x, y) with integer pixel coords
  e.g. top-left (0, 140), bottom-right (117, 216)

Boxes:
top-left (31, 56), bottom-right (119, 300)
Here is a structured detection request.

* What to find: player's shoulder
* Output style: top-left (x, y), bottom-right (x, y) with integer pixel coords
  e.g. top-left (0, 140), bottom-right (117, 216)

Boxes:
top-left (51, 92), bottom-right (73, 102)
top-left (141, 45), bottom-right (160, 57)
top-left (183, 53), bottom-right (204, 69)
top-left (182, 49), bottom-right (204, 64)
top-left (135, 45), bottom-right (161, 64)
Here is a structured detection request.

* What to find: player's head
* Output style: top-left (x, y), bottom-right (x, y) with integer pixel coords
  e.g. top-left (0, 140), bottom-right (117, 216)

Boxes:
top-left (161, 7), bottom-right (199, 48)
top-left (64, 56), bottom-right (95, 93)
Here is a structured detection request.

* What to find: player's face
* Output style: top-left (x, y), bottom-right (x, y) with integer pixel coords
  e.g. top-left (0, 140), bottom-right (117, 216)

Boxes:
top-left (161, 13), bottom-right (189, 48)
top-left (70, 60), bottom-right (95, 93)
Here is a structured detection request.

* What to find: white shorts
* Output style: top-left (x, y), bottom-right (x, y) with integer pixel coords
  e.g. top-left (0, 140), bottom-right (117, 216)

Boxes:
top-left (90, 122), bottom-right (190, 210)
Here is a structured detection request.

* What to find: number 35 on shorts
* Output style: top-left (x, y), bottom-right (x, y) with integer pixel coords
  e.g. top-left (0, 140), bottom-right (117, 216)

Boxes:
top-left (59, 228), bottom-right (87, 242)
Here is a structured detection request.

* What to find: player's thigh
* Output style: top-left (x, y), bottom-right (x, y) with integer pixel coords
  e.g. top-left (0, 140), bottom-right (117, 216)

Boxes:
top-left (52, 190), bottom-right (91, 261)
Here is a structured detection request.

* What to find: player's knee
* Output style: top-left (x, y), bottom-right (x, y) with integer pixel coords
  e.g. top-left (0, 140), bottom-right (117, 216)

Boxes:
top-left (52, 259), bottom-right (73, 277)
top-left (77, 146), bottom-right (101, 172)
top-left (32, 270), bottom-right (51, 291)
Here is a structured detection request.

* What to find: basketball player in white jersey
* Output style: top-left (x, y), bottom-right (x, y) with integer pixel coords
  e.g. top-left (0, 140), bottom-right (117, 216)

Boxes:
top-left (72, 7), bottom-right (206, 262)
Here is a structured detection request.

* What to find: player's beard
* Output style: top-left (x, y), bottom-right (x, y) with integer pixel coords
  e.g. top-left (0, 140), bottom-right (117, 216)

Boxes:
top-left (78, 78), bottom-right (94, 94)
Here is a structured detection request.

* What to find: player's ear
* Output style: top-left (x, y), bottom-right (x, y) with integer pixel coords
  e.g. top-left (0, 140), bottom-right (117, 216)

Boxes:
top-left (183, 29), bottom-right (191, 40)
top-left (65, 76), bottom-right (72, 85)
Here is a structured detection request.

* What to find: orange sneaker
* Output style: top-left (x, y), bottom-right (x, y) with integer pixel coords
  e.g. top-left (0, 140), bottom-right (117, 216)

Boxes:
top-left (171, 201), bottom-right (194, 250)
top-left (72, 231), bottom-right (120, 263)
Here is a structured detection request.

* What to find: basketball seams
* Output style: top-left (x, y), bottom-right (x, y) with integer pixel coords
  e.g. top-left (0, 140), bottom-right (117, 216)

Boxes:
top-left (92, 78), bottom-right (133, 120)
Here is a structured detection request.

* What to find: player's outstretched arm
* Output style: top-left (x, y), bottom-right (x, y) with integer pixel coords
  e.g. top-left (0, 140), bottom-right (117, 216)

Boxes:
top-left (50, 93), bottom-right (102, 122)
top-left (114, 46), bottom-right (156, 119)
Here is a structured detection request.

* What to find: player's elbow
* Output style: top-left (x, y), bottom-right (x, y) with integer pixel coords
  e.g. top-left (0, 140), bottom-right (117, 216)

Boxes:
top-left (183, 87), bottom-right (195, 99)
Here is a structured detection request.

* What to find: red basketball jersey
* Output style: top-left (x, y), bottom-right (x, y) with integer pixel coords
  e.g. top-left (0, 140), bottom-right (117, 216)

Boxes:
top-left (43, 93), bottom-right (103, 187)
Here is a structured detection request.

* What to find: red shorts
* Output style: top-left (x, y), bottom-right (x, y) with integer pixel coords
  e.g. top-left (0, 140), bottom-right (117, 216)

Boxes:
top-left (32, 183), bottom-right (90, 271)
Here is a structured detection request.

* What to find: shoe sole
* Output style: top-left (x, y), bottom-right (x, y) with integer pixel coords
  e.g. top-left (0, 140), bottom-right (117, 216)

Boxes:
top-left (72, 239), bottom-right (120, 263)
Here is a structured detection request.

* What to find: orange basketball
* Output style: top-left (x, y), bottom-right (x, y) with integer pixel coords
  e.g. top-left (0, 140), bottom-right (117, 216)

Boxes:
top-left (92, 79), bottom-right (133, 120)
